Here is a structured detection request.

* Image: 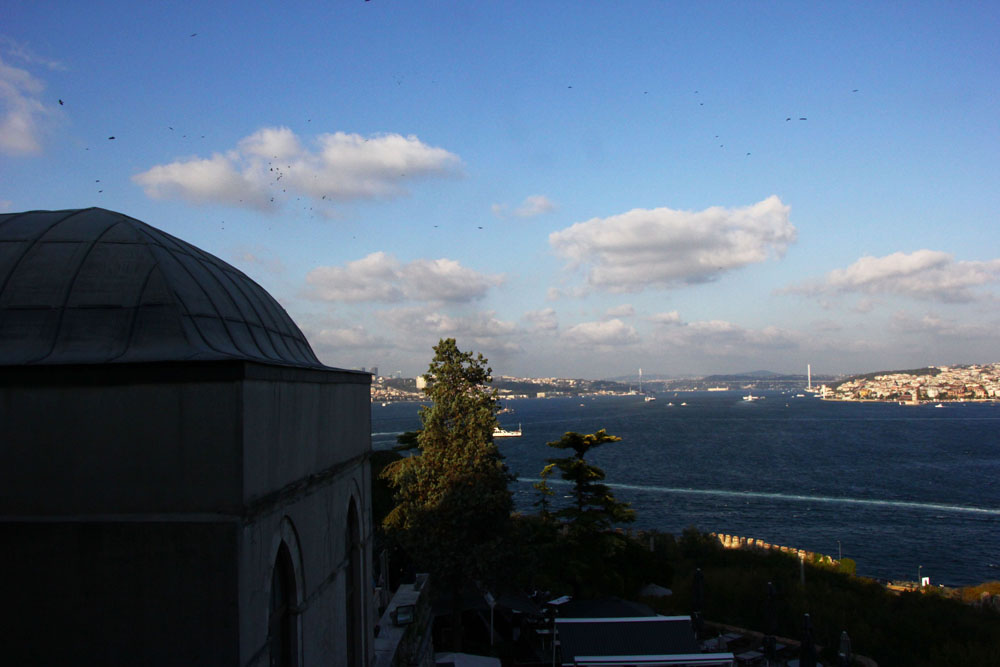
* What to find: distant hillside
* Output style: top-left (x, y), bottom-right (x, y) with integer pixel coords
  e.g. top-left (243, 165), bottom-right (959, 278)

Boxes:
top-left (704, 370), bottom-right (785, 380)
top-left (831, 366), bottom-right (942, 389)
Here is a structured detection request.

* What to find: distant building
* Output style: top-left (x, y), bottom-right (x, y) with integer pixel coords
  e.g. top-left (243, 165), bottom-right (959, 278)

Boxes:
top-left (0, 209), bottom-right (373, 666)
top-left (416, 375), bottom-right (428, 390)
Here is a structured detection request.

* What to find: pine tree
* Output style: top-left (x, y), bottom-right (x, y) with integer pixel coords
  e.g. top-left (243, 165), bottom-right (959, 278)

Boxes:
top-left (542, 429), bottom-right (636, 596)
top-left (381, 339), bottom-right (512, 647)
top-left (545, 429), bottom-right (636, 532)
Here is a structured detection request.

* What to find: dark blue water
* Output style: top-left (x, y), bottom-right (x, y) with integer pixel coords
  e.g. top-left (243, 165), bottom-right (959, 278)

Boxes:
top-left (372, 393), bottom-right (1000, 587)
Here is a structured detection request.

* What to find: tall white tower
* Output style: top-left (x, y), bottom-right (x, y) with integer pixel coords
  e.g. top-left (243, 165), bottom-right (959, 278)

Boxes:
top-left (807, 364), bottom-right (812, 391)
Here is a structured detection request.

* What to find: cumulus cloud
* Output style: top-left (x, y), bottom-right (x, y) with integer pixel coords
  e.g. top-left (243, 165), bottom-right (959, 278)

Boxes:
top-left (231, 248), bottom-right (285, 275)
top-left (0, 55), bottom-right (57, 155)
top-left (305, 251), bottom-right (503, 303)
top-left (493, 194), bottom-right (556, 218)
top-left (564, 319), bottom-right (639, 346)
top-left (523, 308), bottom-right (558, 331)
top-left (133, 126), bottom-right (461, 210)
top-left (549, 196), bottom-right (795, 292)
top-left (647, 313), bottom-right (798, 356)
top-left (514, 194), bottom-right (556, 217)
top-left (648, 310), bottom-right (682, 325)
top-left (789, 250), bottom-right (1000, 303)
top-left (889, 311), bottom-right (997, 339)
top-left (378, 308), bottom-right (521, 352)
top-left (309, 324), bottom-right (388, 349)
top-left (604, 304), bottom-right (634, 318)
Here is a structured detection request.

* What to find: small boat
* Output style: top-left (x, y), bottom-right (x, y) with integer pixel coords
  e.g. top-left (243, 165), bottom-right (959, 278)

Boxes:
top-left (667, 402), bottom-right (674, 406)
top-left (644, 395), bottom-right (656, 402)
top-left (743, 393), bottom-right (763, 401)
top-left (493, 424), bottom-right (522, 438)
top-left (680, 402), bottom-right (687, 406)
top-left (934, 403), bottom-right (945, 408)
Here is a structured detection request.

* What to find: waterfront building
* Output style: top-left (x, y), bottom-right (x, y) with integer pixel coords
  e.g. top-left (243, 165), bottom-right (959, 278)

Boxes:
top-left (0, 209), bottom-right (373, 666)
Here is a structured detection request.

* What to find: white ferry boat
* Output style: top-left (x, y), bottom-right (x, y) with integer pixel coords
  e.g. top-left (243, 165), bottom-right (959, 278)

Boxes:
top-left (493, 424), bottom-right (522, 438)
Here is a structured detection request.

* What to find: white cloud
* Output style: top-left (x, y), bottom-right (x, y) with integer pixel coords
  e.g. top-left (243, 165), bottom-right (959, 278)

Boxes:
top-left (133, 126), bottom-right (461, 210)
top-left (564, 319), bottom-right (639, 346)
top-left (0, 55), bottom-right (56, 155)
top-left (648, 310), bottom-right (681, 325)
top-left (231, 248), bottom-right (286, 275)
top-left (790, 250), bottom-right (1000, 303)
top-left (604, 304), bottom-right (634, 318)
top-left (310, 325), bottom-right (388, 349)
top-left (305, 252), bottom-right (503, 303)
top-left (514, 194), bottom-right (556, 217)
top-left (493, 194), bottom-right (556, 218)
top-left (523, 308), bottom-right (558, 331)
top-left (648, 314), bottom-right (798, 356)
top-left (1, 37), bottom-right (66, 71)
top-left (134, 153), bottom-right (268, 208)
top-left (889, 311), bottom-right (997, 339)
top-left (550, 196), bottom-right (795, 292)
top-left (379, 307), bottom-right (521, 352)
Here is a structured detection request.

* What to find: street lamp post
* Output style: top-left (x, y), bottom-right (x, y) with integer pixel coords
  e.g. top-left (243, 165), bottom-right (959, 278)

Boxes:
top-left (918, 565), bottom-right (923, 588)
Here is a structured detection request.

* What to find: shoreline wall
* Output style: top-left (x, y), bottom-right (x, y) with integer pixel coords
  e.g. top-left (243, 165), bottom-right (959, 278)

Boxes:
top-left (709, 533), bottom-right (837, 566)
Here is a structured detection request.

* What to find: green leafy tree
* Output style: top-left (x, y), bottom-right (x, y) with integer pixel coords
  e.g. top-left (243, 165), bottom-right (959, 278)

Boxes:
top-left (381, 339), bottom-right (513, 647)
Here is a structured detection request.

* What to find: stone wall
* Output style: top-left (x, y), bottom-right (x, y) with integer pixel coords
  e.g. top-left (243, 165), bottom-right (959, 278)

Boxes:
top-left (710, 533), bottom-right (837, 566)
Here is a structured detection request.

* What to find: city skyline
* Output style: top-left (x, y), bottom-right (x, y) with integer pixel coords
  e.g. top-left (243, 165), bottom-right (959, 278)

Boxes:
top-left (4, 3), bottom-right (999, 379)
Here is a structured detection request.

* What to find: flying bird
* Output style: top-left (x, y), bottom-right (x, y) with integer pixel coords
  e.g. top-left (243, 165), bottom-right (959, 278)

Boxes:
top-left (58, 99), bottom-right (64, 105)
top-left (799, 117), bottom-right (807, 120)
top-left (108, 136), bottom-right (115, 140)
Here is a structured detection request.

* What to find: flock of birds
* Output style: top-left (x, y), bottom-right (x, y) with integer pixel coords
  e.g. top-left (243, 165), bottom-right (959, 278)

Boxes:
top-left (61, 32), bottom-right (860, 234)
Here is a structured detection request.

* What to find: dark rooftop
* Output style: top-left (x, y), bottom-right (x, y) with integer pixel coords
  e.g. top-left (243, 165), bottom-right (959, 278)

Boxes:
top-left (556, 616), bottom-right (702, 664)
top-left (0, 208), bottom-right (323, 367)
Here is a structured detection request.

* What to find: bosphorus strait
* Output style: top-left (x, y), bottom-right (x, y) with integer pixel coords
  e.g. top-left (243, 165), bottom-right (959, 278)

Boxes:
top-left (374, 393), bottom-right (1000, 587)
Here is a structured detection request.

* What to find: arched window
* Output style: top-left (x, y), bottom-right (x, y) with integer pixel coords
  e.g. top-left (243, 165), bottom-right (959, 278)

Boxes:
top-left (269, 542), bottom-right (297, 667)
top-left (345, 498), bottom-right (364, 667)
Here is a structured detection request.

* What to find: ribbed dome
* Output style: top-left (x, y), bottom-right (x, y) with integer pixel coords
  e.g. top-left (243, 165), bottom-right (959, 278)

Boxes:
top-left (0, 208), bottom-right (323, 367)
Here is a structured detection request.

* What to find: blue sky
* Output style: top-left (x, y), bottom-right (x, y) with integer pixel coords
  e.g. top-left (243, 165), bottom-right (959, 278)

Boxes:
top-left (4, 2), bottom-right (999, 378)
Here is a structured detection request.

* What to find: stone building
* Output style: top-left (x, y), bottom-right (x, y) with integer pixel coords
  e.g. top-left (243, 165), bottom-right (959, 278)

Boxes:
top-left (0, 208), bottom-right (373, 666)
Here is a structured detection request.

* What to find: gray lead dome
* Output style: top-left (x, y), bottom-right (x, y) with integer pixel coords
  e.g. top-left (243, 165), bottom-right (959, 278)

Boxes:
top-left (0, 208), bottom-right (322, 367)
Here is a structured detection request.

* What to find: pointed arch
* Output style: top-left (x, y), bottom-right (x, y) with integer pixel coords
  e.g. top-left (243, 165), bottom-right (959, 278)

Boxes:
top-left (345, 496), bottom-right (365, 667)
top-left (268, 517), bottom-right (304, 667)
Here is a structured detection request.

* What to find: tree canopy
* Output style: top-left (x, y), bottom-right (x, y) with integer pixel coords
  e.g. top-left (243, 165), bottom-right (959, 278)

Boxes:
top-left (381, 338), bottom-right (513, 596)
top-left (543, 429), bottom-right (636, 532)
